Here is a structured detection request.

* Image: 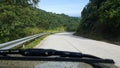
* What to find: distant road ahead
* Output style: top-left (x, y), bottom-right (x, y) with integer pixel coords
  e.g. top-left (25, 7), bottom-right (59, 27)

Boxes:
top-left (35, 32), bottom-right (120, 67)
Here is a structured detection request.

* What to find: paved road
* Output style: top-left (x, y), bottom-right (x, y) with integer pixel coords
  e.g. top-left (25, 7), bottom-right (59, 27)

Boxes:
top-left (35, 32), bottom-right (120, 67)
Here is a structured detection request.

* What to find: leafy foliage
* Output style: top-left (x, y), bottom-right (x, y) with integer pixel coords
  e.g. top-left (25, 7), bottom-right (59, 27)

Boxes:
top-left (76, 0), bottom-right (120, 41)
top-left (0, 0), bottom-right (39, 7)
top-left (0, 1), bottom-right (79, 43)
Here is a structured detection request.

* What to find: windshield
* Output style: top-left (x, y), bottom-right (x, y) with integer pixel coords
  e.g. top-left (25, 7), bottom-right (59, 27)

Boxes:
top-left (0, 0), bottom-right (120, 68)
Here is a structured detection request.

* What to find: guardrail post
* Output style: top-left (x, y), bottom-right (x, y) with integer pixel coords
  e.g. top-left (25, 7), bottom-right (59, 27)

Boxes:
top-left (22, 44), bottom-right (25, 48)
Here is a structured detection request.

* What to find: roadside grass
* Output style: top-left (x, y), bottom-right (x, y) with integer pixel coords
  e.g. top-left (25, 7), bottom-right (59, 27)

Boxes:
top-left (12, 34), bottom-right (50, 49)
top-left (12, 31), bottom-right (61, 49)
top-left (21, 34), bottom-right (49, 49)
top-left (22, 31), bottom-right (63, 49)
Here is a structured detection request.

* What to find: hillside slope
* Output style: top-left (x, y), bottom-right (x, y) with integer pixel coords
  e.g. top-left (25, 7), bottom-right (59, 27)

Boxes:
top-left (76, 0), bottom-right (120, 44)
top-left (0, 2), bottom-right (80, 43)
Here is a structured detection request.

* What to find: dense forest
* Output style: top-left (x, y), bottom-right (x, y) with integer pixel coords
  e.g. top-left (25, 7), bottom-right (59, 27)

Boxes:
top-left (0, 0), bottom-right (80, 43)
top-left (76, 0), bottom-right (120, 42)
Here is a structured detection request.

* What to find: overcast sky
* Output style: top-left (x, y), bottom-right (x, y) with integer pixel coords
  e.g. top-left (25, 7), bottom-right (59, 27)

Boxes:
top-left (38, 0), bottom-right (89, 17)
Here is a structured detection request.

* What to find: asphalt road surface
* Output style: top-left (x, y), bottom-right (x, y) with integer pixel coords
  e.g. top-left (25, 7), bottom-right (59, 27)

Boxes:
top-left (35, 32), bottom-right (120, 67)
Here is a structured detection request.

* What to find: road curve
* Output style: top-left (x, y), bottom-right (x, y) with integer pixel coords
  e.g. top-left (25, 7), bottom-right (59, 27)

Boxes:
top-left (35, 32), bottom-right (120, 67)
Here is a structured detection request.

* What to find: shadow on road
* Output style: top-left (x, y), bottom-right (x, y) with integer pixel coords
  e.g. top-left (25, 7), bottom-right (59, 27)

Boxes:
top-left (53, 32), bottom-right (90, 40)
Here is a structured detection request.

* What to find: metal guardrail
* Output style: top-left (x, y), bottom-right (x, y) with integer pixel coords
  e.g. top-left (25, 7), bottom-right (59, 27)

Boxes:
top-left (0, 33), bottom-right (49, 50)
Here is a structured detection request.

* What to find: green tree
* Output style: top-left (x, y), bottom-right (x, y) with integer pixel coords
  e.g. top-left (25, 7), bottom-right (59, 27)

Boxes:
top-left (76, 0), bottom-right (120, 41)
top-left (0, 0), bottom-right (39, 6)
top-left (0, 1), bottom-right (79, 43)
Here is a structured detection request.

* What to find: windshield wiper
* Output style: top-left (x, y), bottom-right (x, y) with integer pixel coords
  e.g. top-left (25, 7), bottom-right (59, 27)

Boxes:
top-left (0, 49), bottom-right (114, 64)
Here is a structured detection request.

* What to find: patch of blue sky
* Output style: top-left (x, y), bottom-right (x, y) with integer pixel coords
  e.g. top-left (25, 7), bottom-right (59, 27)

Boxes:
top-left (38, 0), bottom-right (89, 17)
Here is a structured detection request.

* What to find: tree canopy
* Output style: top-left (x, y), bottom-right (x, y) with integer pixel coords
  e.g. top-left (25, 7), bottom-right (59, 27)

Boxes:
top-left (76, 0), bottom-right (120, 41)
top-left (0, 1), bottom-right (80, 43)
top-left (0, 0), bottom-right (39, 6)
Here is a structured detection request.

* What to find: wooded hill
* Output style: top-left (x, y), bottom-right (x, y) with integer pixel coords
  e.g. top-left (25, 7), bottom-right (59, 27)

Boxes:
top-left (0, 1), bottom-right (80, 43)
top-left (76, 0), bottom-right (120, 43)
